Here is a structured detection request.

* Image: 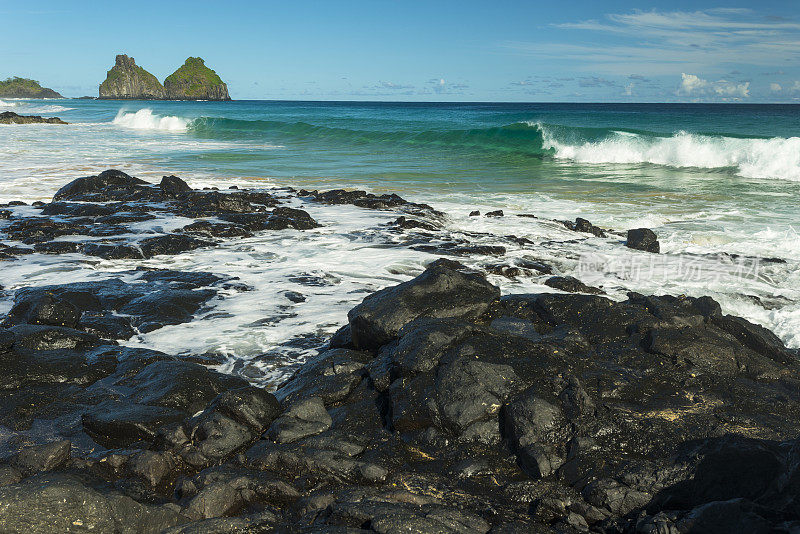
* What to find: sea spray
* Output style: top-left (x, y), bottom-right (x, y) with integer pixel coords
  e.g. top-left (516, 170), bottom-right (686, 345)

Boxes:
top-left (539, 124), bottom-right (800, 181)
top-left (112, 108), bottom-right (190, 131)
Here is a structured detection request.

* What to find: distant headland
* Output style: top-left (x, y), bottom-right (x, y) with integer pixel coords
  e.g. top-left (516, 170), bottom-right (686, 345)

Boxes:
top-left (98, 55), bottom-right (231, 101)
top-left (0, 77), bottom-right (63, 99)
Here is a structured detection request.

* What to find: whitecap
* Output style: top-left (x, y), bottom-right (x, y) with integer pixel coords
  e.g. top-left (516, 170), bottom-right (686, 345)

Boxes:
top-left (112, 109), bottom-right (190, 131)
top-left (540, 127), bottom-right (800, 182)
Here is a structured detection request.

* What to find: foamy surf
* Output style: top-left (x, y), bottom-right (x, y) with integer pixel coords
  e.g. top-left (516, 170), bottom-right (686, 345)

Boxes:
top-left (24, 104), bottom-right (75, 114)
top-left (112, 108), bottom-right (190, 131)
top-left (539, 124), bottom-right (800, 182)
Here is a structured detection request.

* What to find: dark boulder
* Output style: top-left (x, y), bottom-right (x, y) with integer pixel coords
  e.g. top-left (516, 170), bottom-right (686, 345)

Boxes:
top-left (572, 217), bottom-right (606, 238)
top-left (138, 234), bottom-right (215, 258)
top-left (5, 292), bottom-right (80, 328)
top-left (11, 440), bottom-right (71, 476)
top-left (82, 402), bottom-right (186, 449)
top-left (180, 220), bottom-right (252, 238)
top-left (275, 348), bottom-right (370, 406)
top-left (544, 275), bottom-right (604, 295)
top-left (40, 202), bottom-right (116, 217)
top-left (392, 216), bottom-right (439, 231)
top-left (160, 175), bottom-right (191, 198)
top-left (6, 218), bottom-right (90, 243)
top-left (347, 262), bottom-right (500, 350)
top-left (0, 474), bottom-right (186, 533)
top-left (267, 397), bottom-right (332, 443)
top-left (176, 191), bottom-right (256, 217)
top-left (626, 227), bottom-right (660, 253)
top-left (81, 242), bottom-right (145, 259)
top-left (52, 169), bottom-right (156, 202)
top-left (219, 207), bottom-right (319, 231)
top-left (8, 324), bottom-right (102, 351)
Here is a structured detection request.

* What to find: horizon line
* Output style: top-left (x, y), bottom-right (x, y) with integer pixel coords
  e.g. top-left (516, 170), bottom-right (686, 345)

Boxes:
top-left (53, 97), bottom-right (800, 105)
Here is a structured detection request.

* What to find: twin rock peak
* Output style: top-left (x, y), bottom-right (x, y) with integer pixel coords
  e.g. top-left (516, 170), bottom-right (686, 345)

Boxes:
top-left (99, 54), bottom-right (231, 101)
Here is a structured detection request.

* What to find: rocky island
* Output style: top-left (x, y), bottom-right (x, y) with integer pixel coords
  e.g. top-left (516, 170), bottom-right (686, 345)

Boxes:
top-left (98, 55), bottom-right (166, 100)
top-left (0, 169), bottom-right (798, 533)
top-left (98, 55), bottom-right (231, 100)
top-left (165, 57), bottom-right (231, 101)
top-left (0, 77), bottom-right (62, 99)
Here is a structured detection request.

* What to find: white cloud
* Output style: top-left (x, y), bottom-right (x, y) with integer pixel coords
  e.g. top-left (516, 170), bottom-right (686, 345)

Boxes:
top-left (678, 73), bottom-right (750, 99)
top-left (679, 73), bottom-right (708, 94)
top-left (624, 83), bottom-right (634, 96)
top-left (506, 9), bottom-right (800, 76)
top-left (792, 81), bottom-right (800, 92)
top-left (770, 82), bottom-right (783, 92)
top-left (425, 78), bottom-right (468, 94)
top-left (376, 81), bottom-right (414, 90)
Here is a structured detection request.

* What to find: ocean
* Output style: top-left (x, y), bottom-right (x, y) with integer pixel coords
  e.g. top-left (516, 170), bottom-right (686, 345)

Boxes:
top-left (1, 98), bottom-right (798, 384)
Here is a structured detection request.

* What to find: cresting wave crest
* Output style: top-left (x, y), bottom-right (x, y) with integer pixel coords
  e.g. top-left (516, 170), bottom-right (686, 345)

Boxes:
top-left (534, 122), bottom-right (800, 182)
top-left (112, 109), bottom-right (190, 131)
top-left (110, 111), bottom-right (800, 181)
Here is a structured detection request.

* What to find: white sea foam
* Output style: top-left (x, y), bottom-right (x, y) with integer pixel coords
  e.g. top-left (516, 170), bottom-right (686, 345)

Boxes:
top-left (539, 125), bottom-right (800, 182)
top-left (112, 109), bottom-right (190, 131)
top-left (24, 105), bottom-right (75, 113)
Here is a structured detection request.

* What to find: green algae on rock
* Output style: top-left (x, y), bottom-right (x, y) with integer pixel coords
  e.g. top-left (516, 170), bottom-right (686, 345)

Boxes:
top-left (98, 55), bottom-right (166, 100)
top-left (164, 57), bottom-right (231, 101)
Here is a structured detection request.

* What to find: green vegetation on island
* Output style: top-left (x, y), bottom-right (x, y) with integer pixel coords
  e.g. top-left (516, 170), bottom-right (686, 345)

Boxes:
top-left (98, 54), bottom-right (231, 100)
top-left (0, 77), bottom-right (63, 99)
top-left (164, 57), bottom-right (231, 101)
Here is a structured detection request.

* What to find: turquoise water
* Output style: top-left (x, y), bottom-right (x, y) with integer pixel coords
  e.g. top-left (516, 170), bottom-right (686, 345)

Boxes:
top-left (0, 98), bottom-right (798, 378)
top-left (6, 99), bottom-right (800, 219)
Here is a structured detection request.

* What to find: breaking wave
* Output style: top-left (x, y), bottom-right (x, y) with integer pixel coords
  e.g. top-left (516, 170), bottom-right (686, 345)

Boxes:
top-left (538, 123), bottom-right (800, 181)
top-left (112, 109), bottom-right (190, 131)
top-left (108, 111), bottom-right (800, 181)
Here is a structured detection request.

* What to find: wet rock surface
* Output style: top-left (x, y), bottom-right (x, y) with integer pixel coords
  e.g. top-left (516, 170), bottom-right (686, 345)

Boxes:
top-left (0, 169), bottom-right (320, 263)
top-left (626, 228), bottom-right (660, 253)
top-left (0, 171), bottom-right (798, 532)
top-left (0, 258), bottom-right (798, 532)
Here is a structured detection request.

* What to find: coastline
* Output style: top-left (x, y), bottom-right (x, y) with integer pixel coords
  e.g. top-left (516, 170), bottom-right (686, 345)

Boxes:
top-left (0, 170), bottom-right (799, 532)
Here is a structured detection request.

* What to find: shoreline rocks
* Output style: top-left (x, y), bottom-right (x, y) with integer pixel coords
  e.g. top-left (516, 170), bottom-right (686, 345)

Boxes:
top-left (0, 171), bottom-right (797, 532)
top-left (626, 227), bottom-right (660, 253)
top-left (0, 111), bottom-right (67, 125)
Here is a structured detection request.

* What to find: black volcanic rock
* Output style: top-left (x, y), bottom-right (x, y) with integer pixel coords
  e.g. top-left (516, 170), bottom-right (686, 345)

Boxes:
top-left (544, 275), bottom-right (604, 294)
top-left (0, 172), bottom-right (798, 532)
top-left (564, 216), bottom-right (607, 238)
top-left (347, 260), bottom-right (500, 350)
top-left (0, 112), bottom-right (67, 125)
top-left (627, 227), bottom-right (660, 252)
top-left (53, 169), bottom-right (154, 202)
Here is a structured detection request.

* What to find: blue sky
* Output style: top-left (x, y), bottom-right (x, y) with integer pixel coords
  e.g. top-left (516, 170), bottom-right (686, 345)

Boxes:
top-left (2, 1), bottom-right (800, 102)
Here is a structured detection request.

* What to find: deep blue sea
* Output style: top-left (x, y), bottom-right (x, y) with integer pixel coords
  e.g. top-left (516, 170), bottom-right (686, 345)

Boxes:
top-left (1, 98), bottom-right (798, 381)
